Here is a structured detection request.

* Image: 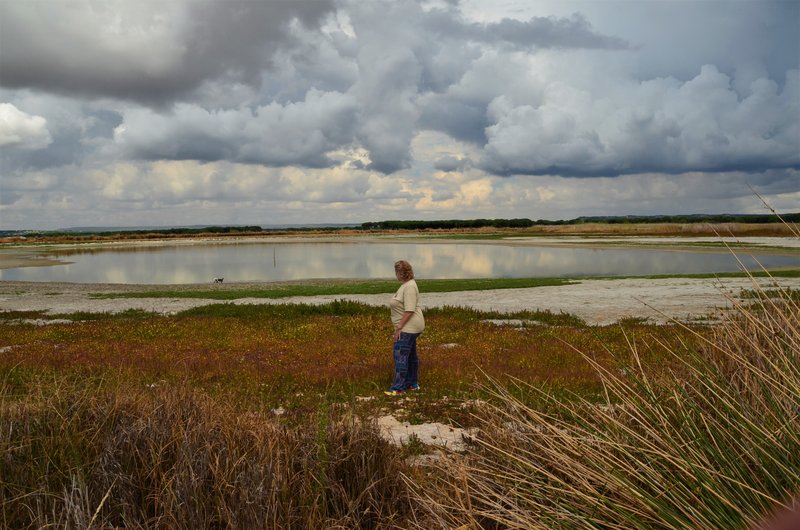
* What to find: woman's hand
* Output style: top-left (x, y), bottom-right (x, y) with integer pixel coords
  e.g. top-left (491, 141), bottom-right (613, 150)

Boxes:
top-left (393, 311), bottom-right (413, 341)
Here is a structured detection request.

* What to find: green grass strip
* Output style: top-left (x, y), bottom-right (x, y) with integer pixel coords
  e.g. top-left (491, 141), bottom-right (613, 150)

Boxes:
top-left (92, 277), bottom-right (573, 300)
top-left (596, 269), bottom-right (800, 280)
top-left (90, 269), bottom-right (799, 301)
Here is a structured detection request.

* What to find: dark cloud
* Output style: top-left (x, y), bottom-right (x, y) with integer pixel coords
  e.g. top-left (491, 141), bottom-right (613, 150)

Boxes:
top-left (0, 0), bottom-right (635, 175)
top-left (420, 5), bottom-right (630, 50)
top-left (743, 169), bottom-right (800, 195)
top-left (419, 96), bottom-right (490, 145)
top-left (0, 0), bottom-right (335, 105)
top-left (466, 14), bottom-right (630, 50)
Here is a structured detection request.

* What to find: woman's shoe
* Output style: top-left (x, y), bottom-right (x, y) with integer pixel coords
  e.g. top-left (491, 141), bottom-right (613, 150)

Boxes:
top-left (384, 389), bottom-right (404, 396)
top-left (406, 384), bottom-right (420, 391)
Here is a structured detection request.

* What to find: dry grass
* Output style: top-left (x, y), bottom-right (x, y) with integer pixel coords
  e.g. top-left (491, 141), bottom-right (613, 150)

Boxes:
top-left (416, 280), bottom-right (800, 529)
top-left (4, 272), bottom-right (797, 528)
top-left (0, 381), bottom-right (418, 529)
top-left (529, 222), bottom-right (794, 237)
top-left (1, 291), bottom-right (794, 528)
top-left (0, 303), bottom-right (693, 412)
top-left (0, 302), bottom-right (698, 528)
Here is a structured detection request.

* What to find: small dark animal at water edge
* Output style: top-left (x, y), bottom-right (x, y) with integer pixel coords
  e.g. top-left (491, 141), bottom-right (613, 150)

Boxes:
top-left (213, 277), bottom-right (224, 283)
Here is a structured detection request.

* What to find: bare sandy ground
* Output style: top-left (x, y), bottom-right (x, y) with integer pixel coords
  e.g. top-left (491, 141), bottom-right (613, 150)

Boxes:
top-left (2, 275), bottom-right (798, 325)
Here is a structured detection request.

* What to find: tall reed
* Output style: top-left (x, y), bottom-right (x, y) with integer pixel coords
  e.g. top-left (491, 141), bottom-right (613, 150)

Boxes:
top-left (416, 277), bottom-right (800, 529)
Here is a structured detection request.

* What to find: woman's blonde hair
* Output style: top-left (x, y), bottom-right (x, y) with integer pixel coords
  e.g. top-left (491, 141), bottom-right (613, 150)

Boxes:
top-left (394, 260), bottom-right (414, 281)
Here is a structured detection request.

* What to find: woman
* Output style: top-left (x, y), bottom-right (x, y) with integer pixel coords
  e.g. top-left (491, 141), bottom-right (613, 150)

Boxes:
top-left (385, 260), bottom-right (425, 396)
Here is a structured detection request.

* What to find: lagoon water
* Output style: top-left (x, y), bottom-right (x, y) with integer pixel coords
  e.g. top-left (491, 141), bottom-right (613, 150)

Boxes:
top-left (1, 240), bottom-right (797, 284)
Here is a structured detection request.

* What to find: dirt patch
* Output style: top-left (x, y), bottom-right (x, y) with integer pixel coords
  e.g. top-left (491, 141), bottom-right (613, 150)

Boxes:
top-left (376, 414), bottom-right (478, 452)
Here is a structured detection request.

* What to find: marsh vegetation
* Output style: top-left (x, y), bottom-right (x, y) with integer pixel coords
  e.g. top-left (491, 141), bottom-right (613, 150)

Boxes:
top-left (1, 282), bottom-right (798, 528)
top-left (1, 222), bottom-right (798, 528)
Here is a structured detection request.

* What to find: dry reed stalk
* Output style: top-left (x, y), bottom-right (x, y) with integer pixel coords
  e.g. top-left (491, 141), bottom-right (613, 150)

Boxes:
top-left (414, 273), bottom-right (800, 529)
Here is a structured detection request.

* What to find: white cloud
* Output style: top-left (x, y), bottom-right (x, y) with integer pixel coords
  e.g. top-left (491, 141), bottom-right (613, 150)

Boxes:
top-left (481, 65), bottom-right (800, 176)
top-left (0, 103), bottom-right (52, 149)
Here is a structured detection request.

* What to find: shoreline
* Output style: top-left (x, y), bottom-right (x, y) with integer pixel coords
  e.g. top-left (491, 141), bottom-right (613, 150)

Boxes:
top-left (1, 234), bottom-right (798, 271)
top-left (3, 234), bottom-right (797, 325)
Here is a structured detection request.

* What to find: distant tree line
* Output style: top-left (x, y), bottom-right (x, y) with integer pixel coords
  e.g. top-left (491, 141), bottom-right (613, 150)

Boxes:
top-left (360, 218), bottom-right (539, 230)
top-left (132, 226), bottom-right (265, 235)
top-left (570, 214), bottom-right (800, 225)
top-left (14, 226), bottom-right (265, 238)
top-left (4, 213), bottom-right (797, 239)
top-left (360, 213), bottom-right (800, 230)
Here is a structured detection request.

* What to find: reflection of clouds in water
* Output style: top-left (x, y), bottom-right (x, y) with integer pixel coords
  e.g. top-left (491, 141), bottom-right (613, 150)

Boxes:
top-left (100, 266), bottom-right (131, 284)
top-left (411, 245), bottom-right (495, 278)
top-left (1, 242), bottom-right (796, 284)
top-left (534, 249), bottom-right (573, 269)
top-left (405, 246), bottom-right (436, 276)
top-left (458, 251), bottom-right (494, 277)
top-left (276, 243), bottom-right (376, 280)
top-left (414, 245), bottom-right (586, 278)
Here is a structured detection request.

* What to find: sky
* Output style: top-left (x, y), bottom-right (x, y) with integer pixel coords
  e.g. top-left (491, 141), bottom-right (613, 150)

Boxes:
top-left (0, 0), bottom-right (798, 230)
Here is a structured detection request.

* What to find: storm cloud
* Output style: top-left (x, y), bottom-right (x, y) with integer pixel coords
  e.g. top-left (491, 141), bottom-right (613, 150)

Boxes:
top-left (0, 0), bottom-right (797, 230)
top-left (0, 0), bottom-right (336, 104)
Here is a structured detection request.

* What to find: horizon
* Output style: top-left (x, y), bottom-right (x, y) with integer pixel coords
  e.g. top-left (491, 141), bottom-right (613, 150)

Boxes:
top-left (3, 211), bottom-right (798, 235)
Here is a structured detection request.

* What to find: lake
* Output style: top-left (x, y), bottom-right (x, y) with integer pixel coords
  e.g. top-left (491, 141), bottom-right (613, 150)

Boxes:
top-left (0, 239), bottom-right (796, 284)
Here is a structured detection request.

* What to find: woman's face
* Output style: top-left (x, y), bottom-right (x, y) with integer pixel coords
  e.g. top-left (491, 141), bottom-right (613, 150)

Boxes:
top-left (395, 269), bottom-right (403, 281)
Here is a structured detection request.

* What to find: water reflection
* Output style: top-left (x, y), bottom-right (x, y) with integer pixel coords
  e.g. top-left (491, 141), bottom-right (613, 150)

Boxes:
top-left (0, 241), bottom-right (797, 284)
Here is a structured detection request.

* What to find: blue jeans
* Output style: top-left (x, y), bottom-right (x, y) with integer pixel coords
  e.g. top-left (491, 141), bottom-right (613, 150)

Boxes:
top-left (390, 332), bottom-right (420, 391)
